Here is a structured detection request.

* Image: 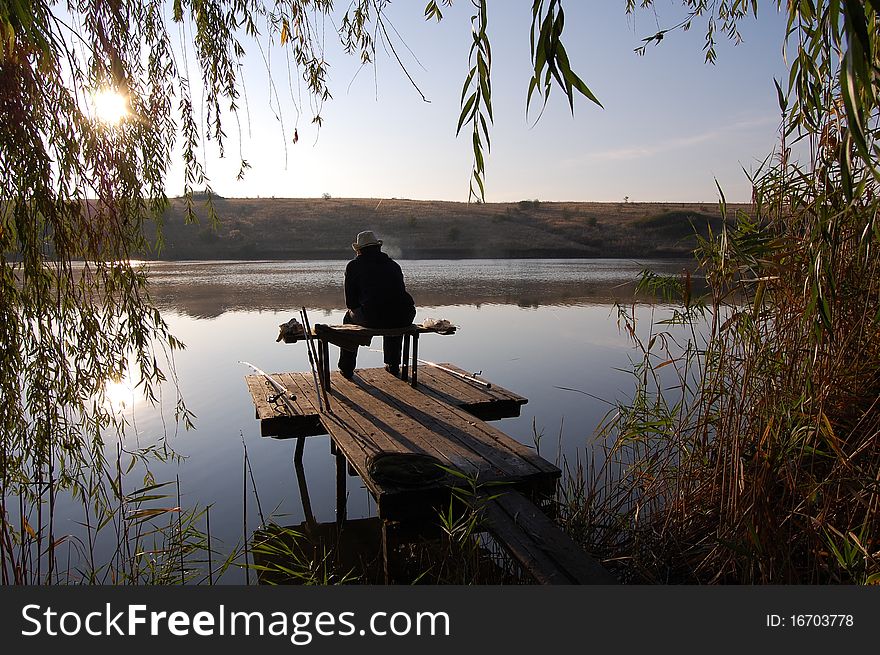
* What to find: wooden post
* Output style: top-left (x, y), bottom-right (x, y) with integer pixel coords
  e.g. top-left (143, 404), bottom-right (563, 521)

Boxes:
top-left (401, 332), bottom-right (410, 381)
top-left (335, 451), bottom-right (347, 525)
top-left (381, 520), bottom-right (396, 584)
top-left (411, 333), bottom-right (419, 387)
top-left (293, 440), bottom-right (317, 533)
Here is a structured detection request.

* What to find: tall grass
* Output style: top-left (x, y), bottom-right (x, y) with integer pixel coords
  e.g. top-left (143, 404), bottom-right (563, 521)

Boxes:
top-left (563, 143), bottom-right (880, 583)
top-left (560, 1), bottom-right (880, 582)
top-left (248, 470), bottom-right (523, 585)
top-left (0, 438), bottom-right (238, 584)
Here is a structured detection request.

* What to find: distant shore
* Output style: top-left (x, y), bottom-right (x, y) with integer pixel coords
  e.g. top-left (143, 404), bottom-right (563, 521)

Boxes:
top-left (146, 197), bottom-right (745, 261)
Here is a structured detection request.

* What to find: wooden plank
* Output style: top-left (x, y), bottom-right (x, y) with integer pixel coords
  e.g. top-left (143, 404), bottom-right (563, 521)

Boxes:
top-left (371, 375), bottom-right (558, 477)
top-left (323, 383), bottom-right (406, 457)
top-left (270, 373), bottom-right (314, 417)
top-left (278, 373), bottom-right (322, 416)
top-left (355, 373), bottom-right (537, 477)
top-left (245, 375), bottom-right (289, 418)
top-left (246, 374), bottom-right (325, 438)
top-left (321, 374), bottom-right (436, 514)
top-left (382, 365), bottom-right (528, 421)
top-left (328, 375), bottom-right (487, 478)
top-left (481, 491), bottom-right (616, 585)
top-left (316, 374), bottom-right (556, 521)
top-left (360, 368), bottom-right (467, 408)
top-left (441, 363), bottom-right (528, 404)
top-left (353, 371), bottom-right (558, 485)
top-left (320, 412), bottom-right (380, 466)
top-left (318, 411), bottom-right (452, 521)
top-left (247, 365), bottom-right (527, 439)
top-left (412, 366), bottom-right (487, 404)
top-left (408, 363), bottom-right (523, 406)
top-left (480, 500), bottom-right (571, 584)
top-left (408, 369), bottom-right (485, 407)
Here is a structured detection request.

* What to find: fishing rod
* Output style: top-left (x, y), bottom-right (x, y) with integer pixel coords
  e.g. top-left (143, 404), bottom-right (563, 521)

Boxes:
top-left (301, 306), bottom-right (331, 412)
top-left (420, 359), bottom-right (491, 388)
top-left (240, 361), bottom-right (299, 414)
top-left (367, 348), bottom-right (491, 388)
top-left (299, 308), bottom-right (321, 405)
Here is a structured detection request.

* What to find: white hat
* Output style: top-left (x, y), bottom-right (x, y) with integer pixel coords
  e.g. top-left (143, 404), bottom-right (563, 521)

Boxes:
top-left (352, 230), bottom-right (383, 251)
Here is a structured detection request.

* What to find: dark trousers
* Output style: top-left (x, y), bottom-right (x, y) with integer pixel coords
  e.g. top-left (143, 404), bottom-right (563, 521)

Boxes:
top-left (337, 308), bottom-right (414, 374)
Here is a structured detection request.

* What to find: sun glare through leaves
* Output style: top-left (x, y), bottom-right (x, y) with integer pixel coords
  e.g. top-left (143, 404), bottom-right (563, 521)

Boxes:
top-left (91, 88), bottom-right (129, 125)
top-left (103, 375), bottom-right (136, 412)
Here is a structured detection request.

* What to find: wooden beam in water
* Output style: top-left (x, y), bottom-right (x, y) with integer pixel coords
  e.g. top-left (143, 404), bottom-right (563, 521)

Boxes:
top-left (480, 490), bottom-right (617, 585)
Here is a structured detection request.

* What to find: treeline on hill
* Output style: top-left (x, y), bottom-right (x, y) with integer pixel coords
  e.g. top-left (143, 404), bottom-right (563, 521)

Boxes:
top-left (143, 196), bottom-right (740, 260)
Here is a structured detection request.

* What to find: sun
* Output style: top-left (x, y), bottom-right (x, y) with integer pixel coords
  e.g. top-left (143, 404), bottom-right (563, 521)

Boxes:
top-left (91, 88), bottom-right (129, 126)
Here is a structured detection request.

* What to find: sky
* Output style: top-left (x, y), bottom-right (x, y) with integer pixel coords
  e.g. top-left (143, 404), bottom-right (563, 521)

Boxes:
top-left (167, 2), bottom-right (791, 204)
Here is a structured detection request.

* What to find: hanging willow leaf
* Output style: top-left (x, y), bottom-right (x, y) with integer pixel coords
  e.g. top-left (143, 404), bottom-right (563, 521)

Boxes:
top-left (457, 0), bottom-right (492, 202)
top-left (457, 92), bottom-right (477, 135)
top-left (528, 0), bottom-right (602, 119)
top-left (425, 1), bottom-right (444, 22)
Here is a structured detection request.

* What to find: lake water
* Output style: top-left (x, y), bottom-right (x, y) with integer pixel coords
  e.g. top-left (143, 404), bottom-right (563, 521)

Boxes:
top-left (94, 258), bottom-right (692, 582)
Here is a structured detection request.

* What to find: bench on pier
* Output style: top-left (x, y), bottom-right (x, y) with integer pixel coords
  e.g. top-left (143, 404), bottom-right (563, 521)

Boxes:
top-left (310, 322), bottom-right (450, 389)
top-left (279, 320), bottom-right (456, 390)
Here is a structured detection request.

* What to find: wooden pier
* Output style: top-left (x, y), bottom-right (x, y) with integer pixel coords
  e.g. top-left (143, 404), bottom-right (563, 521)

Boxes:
top-left (247, 364), bottom-right (553, 520)
top-left (244, 322), bottom-right (614, 584)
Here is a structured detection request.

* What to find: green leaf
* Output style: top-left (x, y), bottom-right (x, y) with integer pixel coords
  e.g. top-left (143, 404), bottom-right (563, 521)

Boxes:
top-left (457, 93), bottom-right (477, 135)
top-left (461, 67), bottom-right (476, 103)
top-left (473, 130), bottom-right (484, 172)
top-left (773, 77), bottom-right (787, 112)
top-left (818, 296), bottom-right (832, 331)
top-left (556, 42), bottom-right (601, 109)
top-left (839, 60), bottom-right (871, 177)
top-left (424, 1), bottom-right (443, 22)
top-left (842, 0), bottom-right (871, 56)
top-left (479, 113), bottom-right (491, 151)
top-left (526, 75), bottom-right (539, 111)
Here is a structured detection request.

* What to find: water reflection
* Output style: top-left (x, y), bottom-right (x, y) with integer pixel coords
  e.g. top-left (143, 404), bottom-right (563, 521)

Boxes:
top-left (103, 375), bottom-right (136, 412)
top-left (146, 259), bottom-right (696, 317)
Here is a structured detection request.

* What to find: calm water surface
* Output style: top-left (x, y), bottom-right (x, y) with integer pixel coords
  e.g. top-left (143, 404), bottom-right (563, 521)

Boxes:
top-left (101, 259), bottom-right (692, 581)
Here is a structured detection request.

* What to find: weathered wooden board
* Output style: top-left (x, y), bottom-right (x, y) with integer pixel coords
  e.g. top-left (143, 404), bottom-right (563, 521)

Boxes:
top-left (246, 364), bottom-right (527, 438)
top-left (480, 490), bottom-right (616, 585)
top-left (354, 372), bottom-right (553, 477)
top-left (361, 363), bottom-right (527, 421)
top-left (244, 372), bottom-right (324, 438)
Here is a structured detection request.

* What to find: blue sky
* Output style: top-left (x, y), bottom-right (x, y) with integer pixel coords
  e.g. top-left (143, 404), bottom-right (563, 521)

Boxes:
top-left (169, 2), bottom-right (790, 203)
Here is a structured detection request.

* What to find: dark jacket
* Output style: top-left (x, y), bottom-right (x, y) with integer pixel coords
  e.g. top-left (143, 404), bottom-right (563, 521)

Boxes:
top-left (344, 248), bottom-right (416, 327)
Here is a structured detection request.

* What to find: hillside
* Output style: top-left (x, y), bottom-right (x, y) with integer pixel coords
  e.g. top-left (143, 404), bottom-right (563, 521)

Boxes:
top-left (146, 197), bottom-right (745, 260)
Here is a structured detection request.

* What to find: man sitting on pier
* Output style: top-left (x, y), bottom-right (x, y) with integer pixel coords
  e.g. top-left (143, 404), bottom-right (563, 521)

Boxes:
top-left (338, 230), bottom-right (416, 379)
